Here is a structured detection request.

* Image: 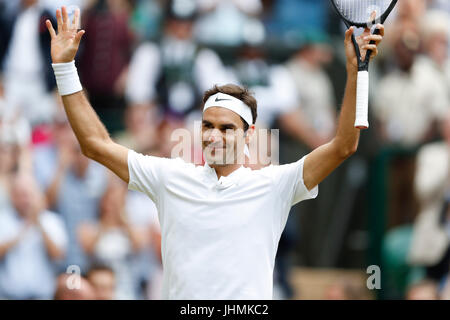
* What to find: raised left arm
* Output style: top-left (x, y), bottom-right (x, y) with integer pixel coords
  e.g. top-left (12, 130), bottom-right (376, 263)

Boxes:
top-left (303, 25), bottom-right (384, 191)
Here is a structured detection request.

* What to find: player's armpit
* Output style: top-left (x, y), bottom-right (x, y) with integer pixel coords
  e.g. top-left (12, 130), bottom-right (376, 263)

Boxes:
top-left (302, 139), bottom-right (354, 191)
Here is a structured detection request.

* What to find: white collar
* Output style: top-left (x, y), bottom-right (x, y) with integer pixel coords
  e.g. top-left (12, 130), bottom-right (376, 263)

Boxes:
top-left (203, 162), bottom-right (246, 189)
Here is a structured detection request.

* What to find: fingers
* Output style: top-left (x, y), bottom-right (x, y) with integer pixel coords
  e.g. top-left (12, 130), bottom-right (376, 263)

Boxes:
top-left (377, 24), bottom-right (385, 37)
top-left (74, 30), bottom-right (85, 47)
top-left (360, 24), bottom-right (385, 45)
top-left (363, 34), bottom-right (383, 45)
top-left (46, 19), bottom-right (56, 39)
top-left (56, 8), bottom-right (63, 33)
top-left (62, 6), bottom-right (69, 31)
top-left (362, 44), bottom-right (378, 52)
top-left (362, 44), bottom-right (378, 60)
top-left (345, 26), bottom-right (354, 43)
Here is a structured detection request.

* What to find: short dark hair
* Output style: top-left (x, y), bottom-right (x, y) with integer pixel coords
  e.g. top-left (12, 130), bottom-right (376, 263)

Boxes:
top-left (202, 84), bottom-right (258, 131)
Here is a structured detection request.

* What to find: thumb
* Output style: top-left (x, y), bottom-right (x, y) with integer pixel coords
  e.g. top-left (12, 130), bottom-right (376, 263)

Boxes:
top-left (74, 29), bottom-right (85, 46)
top-left (345, 26), bottom-right (354, 43)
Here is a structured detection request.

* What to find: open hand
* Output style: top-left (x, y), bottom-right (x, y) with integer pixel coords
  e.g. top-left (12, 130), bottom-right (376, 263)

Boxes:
top-left (46, 6), bottom-right (85, 64)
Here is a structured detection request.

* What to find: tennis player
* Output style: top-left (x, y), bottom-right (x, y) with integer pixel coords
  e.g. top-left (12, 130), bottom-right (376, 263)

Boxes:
top-left (46, 7), bottom-right (384, 299)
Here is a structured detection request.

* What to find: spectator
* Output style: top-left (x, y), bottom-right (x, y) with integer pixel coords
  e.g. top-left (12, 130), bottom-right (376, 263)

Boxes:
top-left (231, 37), bottom-right (329, 162)
top-left (420, 10), bottom-right (449, 69)
top-left (36, 126), bottom-right (108, 274)
top-left (419, 10), bottom-right (450, 100)
top-left (264, 0), bottom-right (329, 46)
top-left (373, 24), bottom-right (448, 147)
top-left (429, 0), bottom-right (450, 12)
top-left (285, 38), bottom-right (336, 143)
top-left (32, 112), bottom-right (74, 189)
top-left (78, 177), bottom-right (145, 299)
top-left (54, 273), bottom-right (97, 300)
top-left (125, 189), bottom-right (163, 299)
top-left (395, 0), bottom-right (427, 24)
top-left (194, 0), bottom-right (264, 46)
top-left (0, 173), bottom-right (68, 299)
top-left (86, 263), bottom-right (116, 300)
top-left (405, 279), bottom-right (439, 300)
top-left (0, 0), bottom-right (57, 126)
top-left (409, 113), bottom-right (450, 282)
top-left (441, 276), bottom-right (450, 300)
top-left (372, 23), bottom-right (449, 228)
top-left (280, 36), bottom-right (341, 276)
top-left (129, 0), bottom-right (163, 42)
top-left (125, 0), bottom-right (233, 122)
top-left (0, 142), bottom-right (14, 210)
top-left (324, 277), bottom-right (372, 300)
top-left (78, 0), bottom-right (134, 133)
top-left (0, 98), bottom-right (32, 211)
top-left (113, 103), bottom-right (159, 153)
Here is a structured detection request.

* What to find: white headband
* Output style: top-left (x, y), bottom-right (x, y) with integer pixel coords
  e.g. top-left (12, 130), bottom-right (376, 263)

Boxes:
top-left (203, 93), bottom-right (253, 126)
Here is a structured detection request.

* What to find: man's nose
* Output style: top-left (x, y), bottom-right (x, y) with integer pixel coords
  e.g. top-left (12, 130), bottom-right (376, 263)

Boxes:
top-left (208, 129), bottom-right (222, 143)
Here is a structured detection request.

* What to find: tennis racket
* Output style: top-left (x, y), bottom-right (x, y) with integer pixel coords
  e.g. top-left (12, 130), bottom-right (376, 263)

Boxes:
top-left (330, 0), bottom-right (398, 129)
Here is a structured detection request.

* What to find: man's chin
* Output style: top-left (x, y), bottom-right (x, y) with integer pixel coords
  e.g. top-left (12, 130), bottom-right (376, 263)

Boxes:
top-left (204, 156), bottom-right (245, 166)
top-left (204, 156), bottom-right (228, 166)
top-left (203, 148), bottom-right (244, 166)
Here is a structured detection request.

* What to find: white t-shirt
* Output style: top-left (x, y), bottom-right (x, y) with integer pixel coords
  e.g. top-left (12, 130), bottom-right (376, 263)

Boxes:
top-left (127, 150), bottom-right (318, 299)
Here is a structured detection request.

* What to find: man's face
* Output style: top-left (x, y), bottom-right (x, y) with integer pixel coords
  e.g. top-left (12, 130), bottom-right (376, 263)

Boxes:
top-left (11, 176), bottom-right (37, 218)
top-left (202, 107), bottom-right (247, 166)
top-left (166, 19), bottom-right (193, 41)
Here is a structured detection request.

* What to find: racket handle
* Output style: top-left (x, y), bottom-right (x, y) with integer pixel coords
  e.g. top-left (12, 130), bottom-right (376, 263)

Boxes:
top-left (355, 70), bottom-right (369, 129)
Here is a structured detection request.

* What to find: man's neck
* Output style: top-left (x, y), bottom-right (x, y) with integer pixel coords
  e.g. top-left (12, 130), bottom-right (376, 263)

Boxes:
top-left (210, 163), bottom-right (242, 179)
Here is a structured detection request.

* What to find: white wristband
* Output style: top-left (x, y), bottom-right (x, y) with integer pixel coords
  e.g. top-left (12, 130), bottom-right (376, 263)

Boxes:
top-left (52, 61), bottom-right (83, 96)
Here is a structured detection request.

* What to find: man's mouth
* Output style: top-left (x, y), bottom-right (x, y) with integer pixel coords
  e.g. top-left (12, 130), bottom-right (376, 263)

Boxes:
top-left (204, 144), bottom-right (225, 150)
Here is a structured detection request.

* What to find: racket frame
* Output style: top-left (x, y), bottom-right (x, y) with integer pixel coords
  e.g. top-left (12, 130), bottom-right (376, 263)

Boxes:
top-left (329, 0), bottom-right (398, 128)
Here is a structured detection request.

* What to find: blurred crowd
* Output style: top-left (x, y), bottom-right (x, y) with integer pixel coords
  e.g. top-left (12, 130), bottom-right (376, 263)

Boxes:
top-left (0, 0), bottom-right (449, 300)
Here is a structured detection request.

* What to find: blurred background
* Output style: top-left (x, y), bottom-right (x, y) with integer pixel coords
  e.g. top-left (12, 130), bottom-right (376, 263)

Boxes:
top-left (0, 0), bottom-right (449, 300)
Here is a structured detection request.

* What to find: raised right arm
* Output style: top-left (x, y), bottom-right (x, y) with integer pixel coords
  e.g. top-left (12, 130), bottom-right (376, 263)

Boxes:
top-left (46, 7), bottom-right (129, 183)
top-left (62, 91), bottom-right (130, 182)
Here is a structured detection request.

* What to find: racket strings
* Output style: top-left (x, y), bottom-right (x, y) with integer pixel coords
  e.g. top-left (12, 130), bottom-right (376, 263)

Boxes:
top-left (334, 0), bottom-right (391, 24)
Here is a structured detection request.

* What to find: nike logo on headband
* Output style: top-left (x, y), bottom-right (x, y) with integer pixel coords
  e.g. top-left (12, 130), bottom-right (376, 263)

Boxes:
top-left (215, 96), bottom-right (231, 102)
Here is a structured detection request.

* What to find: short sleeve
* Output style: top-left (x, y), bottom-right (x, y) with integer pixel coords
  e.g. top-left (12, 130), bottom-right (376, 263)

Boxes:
top-left (127, 150), bottom-right (169, 203)
top-left (272, 155), bottom-right (319, 206)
